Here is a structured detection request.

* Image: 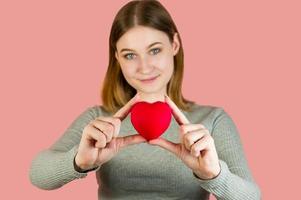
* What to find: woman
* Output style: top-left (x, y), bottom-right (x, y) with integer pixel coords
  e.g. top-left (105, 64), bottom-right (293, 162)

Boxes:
top-left (29, 0), bottom-right (261, 199)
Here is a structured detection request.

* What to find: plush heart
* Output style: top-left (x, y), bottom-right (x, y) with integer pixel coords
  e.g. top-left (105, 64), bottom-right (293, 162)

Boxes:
top-left (130, 101), bottom-right (172, 141)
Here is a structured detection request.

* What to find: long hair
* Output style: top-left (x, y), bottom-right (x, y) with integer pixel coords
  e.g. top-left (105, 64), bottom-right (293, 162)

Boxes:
top-left (101, 0), bottom-right (194, 114)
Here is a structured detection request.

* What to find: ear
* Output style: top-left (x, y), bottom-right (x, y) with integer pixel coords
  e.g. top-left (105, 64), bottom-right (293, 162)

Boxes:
top-left (172, 32), bottom-right (180, 56)
top-left (115, 51), bottom-right (119, 62)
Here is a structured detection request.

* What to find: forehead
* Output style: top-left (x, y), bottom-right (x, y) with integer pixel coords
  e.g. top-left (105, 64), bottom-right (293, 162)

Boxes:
top-left (116, 26), bottom-right (170, 51)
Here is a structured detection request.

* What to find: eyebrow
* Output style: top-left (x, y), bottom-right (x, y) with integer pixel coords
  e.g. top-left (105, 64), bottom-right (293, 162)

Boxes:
top-left (120, 42), bottom-right (163, 53)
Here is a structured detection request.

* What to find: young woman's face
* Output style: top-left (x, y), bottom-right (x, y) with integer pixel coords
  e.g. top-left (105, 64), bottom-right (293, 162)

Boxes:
top-left (115, 26), bottom-right (180, 96)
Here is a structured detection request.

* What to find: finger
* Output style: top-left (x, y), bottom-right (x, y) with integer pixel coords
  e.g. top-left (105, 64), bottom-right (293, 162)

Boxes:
top-left (94, 116), bottom-right (121, 138)
top-left (183, 129), bottom-right (207, 150)
top-left (179, 123), bottom-right (207, 142)
top-left (113, 92), bottom-right (140, 121)
top-left (85, 125), bottom-right (107, 148)
top-left (148, 138), bottom-right (180, 156)
top-left (180, 123), bottom-right (207, 134)
top-left (118, 134), bottom-right (147, 149)
top-left (190, 135), bottom-right (213, 157)
top-left (164, 94), bottom-right (189, 125)
top-left (91, 119), bottom-right (114, 141)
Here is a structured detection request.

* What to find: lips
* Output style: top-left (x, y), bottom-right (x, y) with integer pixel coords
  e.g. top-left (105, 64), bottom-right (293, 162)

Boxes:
top-left (139, 75), bottom-right (159, 81)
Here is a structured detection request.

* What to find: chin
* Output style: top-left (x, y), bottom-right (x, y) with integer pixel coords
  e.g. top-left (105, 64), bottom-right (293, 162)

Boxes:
top-left (129, 76), bottom-right (169, 95)
top-left (136, 87), bottom-right (161, 94)
top-left (134, 83), bottom-right (164, 94)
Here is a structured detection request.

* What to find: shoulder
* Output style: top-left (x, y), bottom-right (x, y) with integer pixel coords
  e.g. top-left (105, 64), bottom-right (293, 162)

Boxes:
top-left (183, 102), bottom-right (231, 133)
top-left (184, 102), bottom-right (225, 121)
top-left (85, 104), bottom-right (112, 118)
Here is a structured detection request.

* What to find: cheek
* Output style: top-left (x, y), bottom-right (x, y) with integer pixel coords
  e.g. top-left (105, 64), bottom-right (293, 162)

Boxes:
top-left (155, 54), bottom-right (174, 74)
top-left (120, 64), bottom-right (136, 78)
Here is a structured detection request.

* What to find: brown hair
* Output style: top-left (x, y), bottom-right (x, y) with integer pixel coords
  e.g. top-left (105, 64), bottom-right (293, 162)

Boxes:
top-left (101, 0), bottom-right (194, 114)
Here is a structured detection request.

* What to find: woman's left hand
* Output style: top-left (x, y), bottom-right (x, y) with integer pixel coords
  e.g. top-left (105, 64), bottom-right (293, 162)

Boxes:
top-left (148, 95), bottom-right (221, 180)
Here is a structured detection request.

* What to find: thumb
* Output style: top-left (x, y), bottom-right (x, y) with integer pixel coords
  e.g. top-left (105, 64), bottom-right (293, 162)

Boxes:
top-left (118, 134), bottom-right (147, 149)
top-left (148, 138), bottom-right (180, 156)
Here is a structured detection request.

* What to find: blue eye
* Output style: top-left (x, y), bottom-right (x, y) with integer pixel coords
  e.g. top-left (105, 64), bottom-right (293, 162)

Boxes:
top-left (124, 53), bottom-right (135, 60)
top-left (150, 48), bottom-right (161, 55)
top-left (123, 48), bottom-right (161, 60)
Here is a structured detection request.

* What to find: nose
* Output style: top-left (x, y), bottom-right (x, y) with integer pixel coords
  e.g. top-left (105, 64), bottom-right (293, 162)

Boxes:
top-left (138, 56), bottom-right (154, 74)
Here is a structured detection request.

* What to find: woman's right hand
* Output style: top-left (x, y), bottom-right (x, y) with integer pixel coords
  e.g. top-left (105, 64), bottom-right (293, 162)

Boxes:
top-left (75, 93), bottom-right (145, 171)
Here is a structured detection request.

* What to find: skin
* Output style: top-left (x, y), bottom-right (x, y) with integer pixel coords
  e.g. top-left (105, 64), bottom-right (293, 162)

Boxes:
top-left (149, 95), bottom-right (221, 180)
top-left (77, 26), bottom-right (221, 179)
top-left (114, 26), bottom-right (221, 180)
top-left (115, 25), bottom-right (180, 103)
top-left (75, 93), bottom-right (147, 171)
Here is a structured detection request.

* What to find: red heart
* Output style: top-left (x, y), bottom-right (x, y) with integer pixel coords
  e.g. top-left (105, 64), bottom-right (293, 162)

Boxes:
top-left (130, 101), bottom-right (172, 141)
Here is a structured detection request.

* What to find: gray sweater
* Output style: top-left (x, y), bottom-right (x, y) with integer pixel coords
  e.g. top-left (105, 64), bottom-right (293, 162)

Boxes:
top-left (29, 103), bottom-right (261, 199)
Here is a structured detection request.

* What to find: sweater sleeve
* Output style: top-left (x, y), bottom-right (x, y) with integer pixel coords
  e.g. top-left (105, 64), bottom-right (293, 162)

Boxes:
top-left (29, 106), bottom-right (100, 190)
top-left (194, 108), bottom-right (261, 200)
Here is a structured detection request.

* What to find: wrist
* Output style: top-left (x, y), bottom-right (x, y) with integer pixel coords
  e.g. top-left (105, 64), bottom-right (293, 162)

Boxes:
top-left (74, 154), bottom-right (98, 173)
top-left (193, 164), bottom-right (221, 180)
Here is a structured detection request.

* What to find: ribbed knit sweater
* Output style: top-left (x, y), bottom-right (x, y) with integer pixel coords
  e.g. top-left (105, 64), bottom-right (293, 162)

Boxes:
top-left (29, 103), bottom-right (261, 199)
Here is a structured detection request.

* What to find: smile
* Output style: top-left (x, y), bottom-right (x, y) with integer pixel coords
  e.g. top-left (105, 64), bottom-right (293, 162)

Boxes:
top-left (139, 75), bottom-right (160, 83)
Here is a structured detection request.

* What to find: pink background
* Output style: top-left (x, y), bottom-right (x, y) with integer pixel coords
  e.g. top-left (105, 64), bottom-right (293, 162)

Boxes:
top-left (1, 0), bottom-right (300, 199)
